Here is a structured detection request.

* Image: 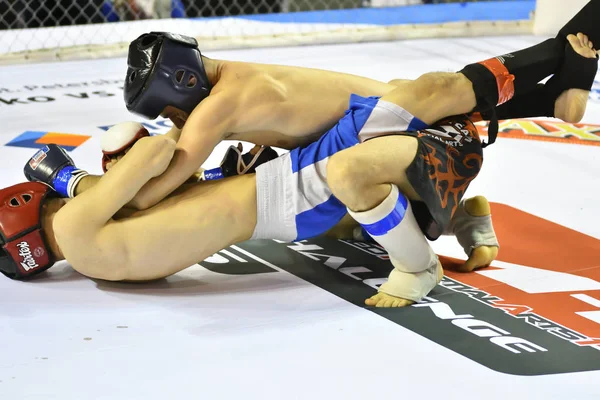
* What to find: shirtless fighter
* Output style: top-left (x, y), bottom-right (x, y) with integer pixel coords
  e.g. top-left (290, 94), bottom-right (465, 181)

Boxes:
top-left (3, 31), bottom-right (596, 309)
top-left (112, 0), bottom-right (600, 212)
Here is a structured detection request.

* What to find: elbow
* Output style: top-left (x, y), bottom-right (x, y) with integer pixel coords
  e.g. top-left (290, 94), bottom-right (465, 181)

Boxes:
top-left (129, 179), bottom-right (169, 210)
top-left (70, 254), bottom-right (130, 282)
top-left (95, 264), bottom-right (129, 282)
top-left (128, 192), bottom-right (157, 211)
top-left (93, 247), bottom-right (132, 282)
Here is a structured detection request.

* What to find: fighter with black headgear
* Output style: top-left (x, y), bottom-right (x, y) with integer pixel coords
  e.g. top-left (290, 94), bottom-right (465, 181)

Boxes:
top-left (117, 2), bottom-right (599, 213)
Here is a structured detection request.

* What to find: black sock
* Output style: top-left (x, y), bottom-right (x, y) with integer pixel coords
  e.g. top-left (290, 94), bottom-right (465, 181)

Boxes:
top-left (480, 84), bottom-right (555, 120)
top-left (459, 38), bottom-right (564, 110)
top-left (484, 41), bottom-right (599, 121)
top-left (557, 0), bottom-right (600, 46)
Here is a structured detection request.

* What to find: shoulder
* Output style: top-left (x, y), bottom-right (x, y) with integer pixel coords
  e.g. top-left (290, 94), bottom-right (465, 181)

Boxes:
top-left (218, 62), bottom-right (285, 97)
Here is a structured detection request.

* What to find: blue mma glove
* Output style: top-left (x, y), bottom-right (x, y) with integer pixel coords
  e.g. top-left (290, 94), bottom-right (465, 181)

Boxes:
top-left (24, 144), bottom-right (89, 198)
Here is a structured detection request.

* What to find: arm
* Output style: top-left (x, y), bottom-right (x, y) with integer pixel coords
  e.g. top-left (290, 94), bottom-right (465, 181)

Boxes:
top-left (57, 135), bottom-right (175, 228)
top-left (164, 125), bottom-right (183, 142)
top-left (128, 91), bottom-right (239, 210)
top-left (52, 135), bottom-right (176, 280)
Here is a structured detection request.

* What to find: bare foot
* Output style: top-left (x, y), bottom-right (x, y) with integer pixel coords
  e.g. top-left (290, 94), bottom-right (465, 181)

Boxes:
top-left (365, 292), bottom-right (414, 308)
top-left (554, 33), bottom-right (598, 123)
top-left (365, 260), bottom-right (444, 308)
top-left (457, 195), bottom-right (499, 272)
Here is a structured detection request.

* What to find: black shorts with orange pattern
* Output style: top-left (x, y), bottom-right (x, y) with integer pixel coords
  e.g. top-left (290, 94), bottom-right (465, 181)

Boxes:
top-left (401, 114), bottom-right (484, 241)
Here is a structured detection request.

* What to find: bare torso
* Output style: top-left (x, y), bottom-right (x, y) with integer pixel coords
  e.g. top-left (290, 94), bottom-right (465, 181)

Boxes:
top-left (213, 60), bottom-right (396, 148)
top-left (128, 58), bottom-right (398, 210)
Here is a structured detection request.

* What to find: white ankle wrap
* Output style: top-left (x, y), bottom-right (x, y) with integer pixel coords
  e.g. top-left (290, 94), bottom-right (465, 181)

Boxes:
top-left (348, 184), bottom-right (440, 302)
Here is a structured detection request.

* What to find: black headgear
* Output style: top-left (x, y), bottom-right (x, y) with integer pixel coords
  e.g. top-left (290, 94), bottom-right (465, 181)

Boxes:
top-left (124, 32), bottom-right (212, 119)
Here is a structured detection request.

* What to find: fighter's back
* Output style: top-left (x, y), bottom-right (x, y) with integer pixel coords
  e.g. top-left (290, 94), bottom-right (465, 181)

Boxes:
top-left (213, 59), bottom-right (397, 148)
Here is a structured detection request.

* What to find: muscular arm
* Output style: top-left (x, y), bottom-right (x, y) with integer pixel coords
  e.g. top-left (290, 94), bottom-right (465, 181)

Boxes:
top-left (52, 135), bottom-right (176, 280)
top-left (164, 125), bottom-right (183, 142)
top-left (128, 91), bottom-right (239, 210)
top-left (72, 126), bottom-right (183, 199)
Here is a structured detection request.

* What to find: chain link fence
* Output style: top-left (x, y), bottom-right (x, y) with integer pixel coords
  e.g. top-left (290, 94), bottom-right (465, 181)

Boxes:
top-left (0, 0), bottom-right (531, 63)
top-left (0, 0), bottom-right (520, 29)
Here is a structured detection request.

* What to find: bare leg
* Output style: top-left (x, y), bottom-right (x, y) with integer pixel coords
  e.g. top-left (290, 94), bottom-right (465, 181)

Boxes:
top-left (325, 195), bottom-right (500, 275)
top-left (380, 32), bottom-right (584, 127)
top-left (327, 135), bottom-right (441, 308)
top-left (326, 135), bottom-right (422, 211)
top-left (401, 0), bottom-right (600, 124)
top-left (380, 73), bottom-right (477, 125)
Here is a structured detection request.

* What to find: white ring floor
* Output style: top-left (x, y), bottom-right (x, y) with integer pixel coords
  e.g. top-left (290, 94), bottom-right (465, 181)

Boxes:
top-left (0, 36), bottom-right (598, 399)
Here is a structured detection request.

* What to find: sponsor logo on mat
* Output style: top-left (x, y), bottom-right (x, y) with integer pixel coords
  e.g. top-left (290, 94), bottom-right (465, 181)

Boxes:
top-left (4, 119), bottom-right (174, 152)
top-left (5, 131), bottom-right (91, 151)
top-left (199, 203), bottom-right (600, 376)
top-left (475, 119), bottom-right (600, 146)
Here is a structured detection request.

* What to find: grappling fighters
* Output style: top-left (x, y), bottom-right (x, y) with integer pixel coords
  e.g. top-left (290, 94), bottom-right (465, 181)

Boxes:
top-left (1, 2), bottom-right (598, 307)
top-left (3, 26), bottom-right (596, 306)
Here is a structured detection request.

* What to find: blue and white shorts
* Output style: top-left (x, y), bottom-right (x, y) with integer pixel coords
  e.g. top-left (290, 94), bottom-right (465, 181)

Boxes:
top-left (251, 94), bottom-right (427, 242)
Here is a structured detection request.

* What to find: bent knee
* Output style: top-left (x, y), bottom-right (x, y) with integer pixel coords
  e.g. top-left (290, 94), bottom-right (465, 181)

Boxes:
top-left (415, 72), bottom-right (466, 97)
top-left (388, 78), bottom-right (410, 86)
top-left (79, 262), bottom-right (129, 282)
top-left (326, 151), bottom-right (363, 197)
